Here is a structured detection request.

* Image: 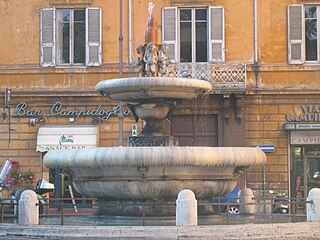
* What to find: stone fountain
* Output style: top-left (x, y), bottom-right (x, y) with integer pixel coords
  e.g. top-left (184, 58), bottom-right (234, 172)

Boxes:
top-left (44, 3), bottom-right (266, 216)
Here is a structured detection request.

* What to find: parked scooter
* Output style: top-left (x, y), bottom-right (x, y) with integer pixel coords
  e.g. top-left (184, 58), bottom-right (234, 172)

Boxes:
top-left (269, 190), bottom-right (289, 214)
top-left (0, 160), bottom-right (14, 216)
top-left (0, 160), bottom-right (13, 196)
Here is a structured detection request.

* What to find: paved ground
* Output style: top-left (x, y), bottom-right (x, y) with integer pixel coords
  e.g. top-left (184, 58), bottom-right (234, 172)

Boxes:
top-left (0, 222), bottom-right (319, 239)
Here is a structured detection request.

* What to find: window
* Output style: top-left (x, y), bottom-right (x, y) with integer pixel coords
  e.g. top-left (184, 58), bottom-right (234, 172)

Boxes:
top-left (40, 8), bottom-right (101, 67)
top-left (179, 8), bottom-right (208, 62)
top-left (57, 9), bottom-right (86, 65)
top-left (162, 6), bottom-right (225, 63)
top-left (288, 5), bottom-right (320, 64)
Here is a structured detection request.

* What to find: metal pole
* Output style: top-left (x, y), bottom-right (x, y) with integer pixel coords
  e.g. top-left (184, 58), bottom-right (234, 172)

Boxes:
top-left (118, 0), bottom-right (124, 146)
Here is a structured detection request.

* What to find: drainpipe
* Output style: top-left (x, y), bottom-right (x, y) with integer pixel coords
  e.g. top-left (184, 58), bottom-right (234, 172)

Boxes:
top-left (128, 0), bottom-right (133, 64)
top-left (253, 0), bottom-right (259, 88)
top-left (118, 0), bottom-right (124, 146)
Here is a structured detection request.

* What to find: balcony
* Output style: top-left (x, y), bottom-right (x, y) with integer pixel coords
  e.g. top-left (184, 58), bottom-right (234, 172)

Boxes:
top-left (168, 62), bottom-right (247, 94)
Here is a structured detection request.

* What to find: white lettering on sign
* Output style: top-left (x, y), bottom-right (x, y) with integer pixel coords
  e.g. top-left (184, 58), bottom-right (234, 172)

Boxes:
top-left (291, 131), bottom-right (320, 145)
top-left (286, 105), bottom-right (320, 122)
top-left (44, 145), bottom-right (87, 150)
top-left (13, 102), bottom-right (130, 122)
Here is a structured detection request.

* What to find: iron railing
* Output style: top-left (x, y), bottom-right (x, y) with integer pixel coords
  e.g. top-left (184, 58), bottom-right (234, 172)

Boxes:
top-left (167, 62), bottom-right (247, 92)
top-left (0, 196), bottom-right (312, 226)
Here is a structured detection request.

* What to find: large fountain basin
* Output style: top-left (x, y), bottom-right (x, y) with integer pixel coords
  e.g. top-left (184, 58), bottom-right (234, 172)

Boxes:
top-left (95, 77), bottom-right (212, 103)
top-left (44, 146), bottom-right (266, 201)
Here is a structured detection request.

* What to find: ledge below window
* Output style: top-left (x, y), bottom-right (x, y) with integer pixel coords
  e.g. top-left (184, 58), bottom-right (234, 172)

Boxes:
top-left (49, 0), bottom-right (92, 7)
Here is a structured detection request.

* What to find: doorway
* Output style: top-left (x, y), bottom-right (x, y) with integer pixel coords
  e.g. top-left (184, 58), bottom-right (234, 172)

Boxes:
top-left (170, 114), bottom-right (218, 146)
top-left (291, 146), bottom-right (320, 199)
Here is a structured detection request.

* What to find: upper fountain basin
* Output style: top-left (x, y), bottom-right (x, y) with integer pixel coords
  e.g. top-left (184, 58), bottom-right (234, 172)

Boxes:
top-left (96, 77), bottom-right (212, 103)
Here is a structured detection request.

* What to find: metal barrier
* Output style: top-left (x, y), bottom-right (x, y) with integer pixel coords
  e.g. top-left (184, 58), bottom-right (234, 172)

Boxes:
top-left (0, 197), bottom-right (313, 226)
top-left (208, 197), bottom-right (313, 224)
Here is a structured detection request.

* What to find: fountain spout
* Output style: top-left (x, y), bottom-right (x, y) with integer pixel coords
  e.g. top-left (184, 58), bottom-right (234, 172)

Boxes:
top-left (145, 2), bottom-right (160, 45)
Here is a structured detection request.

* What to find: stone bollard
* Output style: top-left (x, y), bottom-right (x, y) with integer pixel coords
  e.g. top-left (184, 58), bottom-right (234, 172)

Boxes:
top-left (307, 188), bottom-right (320, 222)
top-left (176, 189), bottom-right (197, 226)
top-left (239, 188), bottom-right (255, 214)
top-left (18, 190), bottom-right (39, 225)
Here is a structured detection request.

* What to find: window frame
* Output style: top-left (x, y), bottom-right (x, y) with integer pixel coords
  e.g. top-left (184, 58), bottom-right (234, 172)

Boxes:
top-left (40, 7), bottom-right (102, 68)
top-left (304, 5), bottom-right (320, 64)
top-left (162, 6), bottom-right (225, 63)
top-left (56, 8), bottom-right (86, 66)
top-left (178, 7), bottom-right (208, 63)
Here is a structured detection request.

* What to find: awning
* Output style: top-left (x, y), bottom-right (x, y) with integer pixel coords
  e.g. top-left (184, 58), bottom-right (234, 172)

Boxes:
top-left (36, 125), bottom-right (98, 152)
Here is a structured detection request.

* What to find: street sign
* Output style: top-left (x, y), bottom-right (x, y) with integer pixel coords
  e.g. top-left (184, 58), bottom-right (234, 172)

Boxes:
top-left (253, 144), bottom-right (275, 153)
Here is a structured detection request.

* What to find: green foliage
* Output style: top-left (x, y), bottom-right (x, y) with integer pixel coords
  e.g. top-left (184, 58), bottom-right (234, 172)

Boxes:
top-left (10, 170), bottom-right (35, 190)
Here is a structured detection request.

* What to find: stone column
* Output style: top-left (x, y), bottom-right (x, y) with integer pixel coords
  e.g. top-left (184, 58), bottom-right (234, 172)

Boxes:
top-left (18, 190), bottom-right (39, 225)
top-left (176, 189), bottom-right (197, 226)
top-left (239, 188), bottom-right (255, 214)
top-left (307, 188), bottom-right (320, 222)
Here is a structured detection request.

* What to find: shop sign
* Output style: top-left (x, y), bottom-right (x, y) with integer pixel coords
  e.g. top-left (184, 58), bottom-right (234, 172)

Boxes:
top-left (284, 123), bottom-right (320, 130)
top-left (13, 102), bottom-right (130, 122)
top-left (36, 125), bottom-right (98, 152)
top-left (291, 131), bottom-right (320, 145)
top-left (286, 105), bottom-right (320, 122)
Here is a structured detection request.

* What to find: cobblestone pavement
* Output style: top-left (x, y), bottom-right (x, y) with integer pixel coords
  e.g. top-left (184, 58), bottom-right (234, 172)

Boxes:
top-left (0, 222), bottom-right (319, 239)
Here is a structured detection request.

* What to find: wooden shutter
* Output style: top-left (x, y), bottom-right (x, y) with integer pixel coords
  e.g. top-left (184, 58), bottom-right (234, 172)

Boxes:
top-left (288, 5), bottom-right (304, 64)
top-left (40, 8), bottom-right (55, 67)
top-left (209, 6), bottom-right (225, 62)
top-left (162, 7), bottom-right (178, 61)
top-left (86, 8), bottom-right (102, 66)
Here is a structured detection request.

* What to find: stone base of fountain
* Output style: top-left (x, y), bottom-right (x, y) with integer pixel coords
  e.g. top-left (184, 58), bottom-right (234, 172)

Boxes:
top-left (94, 200), bottom-right (219, 216)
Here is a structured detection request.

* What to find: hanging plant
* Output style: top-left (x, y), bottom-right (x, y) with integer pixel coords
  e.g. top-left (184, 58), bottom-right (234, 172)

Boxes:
top-left (9, 170), bottom-right (35, 190)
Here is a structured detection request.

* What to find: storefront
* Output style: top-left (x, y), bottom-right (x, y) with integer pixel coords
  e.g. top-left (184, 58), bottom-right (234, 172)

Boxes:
top-left (289, 130), bottom-right (320, 199)
top-left (36, 125), bottom-right (99, 199)
top-left (285, 105), bottom-right (320, 200)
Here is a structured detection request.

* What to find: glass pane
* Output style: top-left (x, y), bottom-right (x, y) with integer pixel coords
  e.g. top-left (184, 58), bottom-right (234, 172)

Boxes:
top-left (180, 9), bottom-right (191, 21)
top-left (74, 10), bottom-right (86, 64)
top-left (305, 6), bottom-right (317, 19)
top-left (74, 9), bottom-right (85, 21)
top-left (180, 22), bottom-right (192, 62)
top-left (196, 9), bottom-right (207, 21)
top-left (196, 22), bottom-right (207, 62)
top-left (290, 147), bottom-right (304, 199)
top-left (57, 10), bottom-right (70, 64)
top-left (305, 19), bottom-right (318, 61)
top-left (74, 23), bottom-right (86, 64)
top-left (307, 157), bottom-right (320, 186)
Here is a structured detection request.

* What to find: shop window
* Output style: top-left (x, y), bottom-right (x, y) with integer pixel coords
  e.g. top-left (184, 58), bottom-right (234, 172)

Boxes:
top-left (291, 145), bottom-right (320, 200)
top-left (288, 5), bottom-right (320, 64)
top-left (40, 8), bottom-right (102, 67)
top-left (162, 6), bottom-right (225, 63)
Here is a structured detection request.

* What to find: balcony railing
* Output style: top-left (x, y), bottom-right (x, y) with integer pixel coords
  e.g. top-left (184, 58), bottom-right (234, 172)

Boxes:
top-left (167, 62), bottom-right (247, 93)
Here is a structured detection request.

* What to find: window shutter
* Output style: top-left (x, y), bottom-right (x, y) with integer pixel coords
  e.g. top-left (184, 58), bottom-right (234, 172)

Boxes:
top-left (209, 6), bottom-right (225, 62)
top-left (40, 8), bottom-right (55, 67)
top-left (86, 8), bottom-right (102, 66)
top-left (288, 5), bottom-right (304, 64)
top-left (162, 7), bottom-right (178, 62)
